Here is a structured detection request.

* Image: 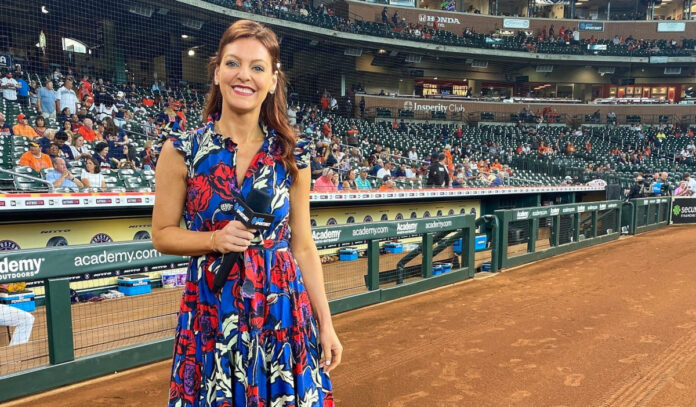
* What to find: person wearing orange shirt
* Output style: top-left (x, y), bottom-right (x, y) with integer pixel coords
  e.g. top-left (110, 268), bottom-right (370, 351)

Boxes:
top-left (12, 114), bottom-right (36, 139)
top-left (379, 175), bottom-right (398, 191)
top-left (19, 141), bottom-right (53, 172)
top-left (490, 158), bottom-right (503, 171)
top-left (77, 118), bottom-right (97, 142)
top-left (443, 145), bottom-right (454, 173)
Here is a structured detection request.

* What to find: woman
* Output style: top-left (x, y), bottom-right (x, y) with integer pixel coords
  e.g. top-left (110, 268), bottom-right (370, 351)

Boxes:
top-left (67, 134), bottom-right (92, 160)
top-left (140, 140), bottom-right (157, 170)
top-left (62, 120), bottom-right (75, 142)
top-left (115, 144), bottom-right (140, 170)
top-left (342, 169), bottom-right (358, 191)
top-left (93, 142), bottom-right (112, 170)
top-left (80, 157), bottom-right (106, 190)
top-left (152, 20), bottom-right (338, 406)
top-left (33, 116), bottom-right (48, 138)
top-left (59, 107), bottom-right (71, 123)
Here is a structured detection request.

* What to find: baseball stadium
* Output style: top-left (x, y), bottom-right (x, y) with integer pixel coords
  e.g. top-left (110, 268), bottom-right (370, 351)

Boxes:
top-left (0, 0), bottom-right (695, 406)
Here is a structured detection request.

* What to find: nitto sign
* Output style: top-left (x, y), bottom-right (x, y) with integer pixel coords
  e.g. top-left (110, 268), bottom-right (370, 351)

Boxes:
top-left (403, 101), bottom-right (465, 113)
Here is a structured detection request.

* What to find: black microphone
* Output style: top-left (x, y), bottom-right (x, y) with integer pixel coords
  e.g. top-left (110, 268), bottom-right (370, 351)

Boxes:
top-left (213, 188), bottom-right (274, 293)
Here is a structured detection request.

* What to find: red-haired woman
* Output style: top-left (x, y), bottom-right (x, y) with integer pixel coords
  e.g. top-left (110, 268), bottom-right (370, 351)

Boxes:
top-left (153, 20), bottom-right (339, 406)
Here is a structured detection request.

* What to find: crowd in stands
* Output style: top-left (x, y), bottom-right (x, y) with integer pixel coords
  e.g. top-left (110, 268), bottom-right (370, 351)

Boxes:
top-left (0, 65), bottom-right (205, 191)
top-left (202, 0), bottom-right (694, 58)
top-left (2, 61), bottom-right (695, 196)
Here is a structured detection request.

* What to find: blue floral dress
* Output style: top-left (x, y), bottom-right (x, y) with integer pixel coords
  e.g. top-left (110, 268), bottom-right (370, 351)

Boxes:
top-left (164, 121), bottom-right (333, 407)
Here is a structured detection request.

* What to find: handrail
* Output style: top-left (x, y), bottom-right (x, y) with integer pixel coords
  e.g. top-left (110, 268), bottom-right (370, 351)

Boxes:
top-left (0, 167), bottom-right (55, 191)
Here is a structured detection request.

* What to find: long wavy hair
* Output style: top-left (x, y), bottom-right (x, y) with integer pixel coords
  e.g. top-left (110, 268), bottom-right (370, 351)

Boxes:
top-left (203, 20), bottom-right (297, 179)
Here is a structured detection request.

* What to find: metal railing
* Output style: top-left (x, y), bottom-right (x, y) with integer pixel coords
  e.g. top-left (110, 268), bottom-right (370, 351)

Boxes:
top-left (494, 201), bottom-right (623, 269)
top-left (0, 215), bottom-right (476, 401)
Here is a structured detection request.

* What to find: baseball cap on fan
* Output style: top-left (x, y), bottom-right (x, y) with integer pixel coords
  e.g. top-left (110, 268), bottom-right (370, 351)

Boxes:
top-left (16, 113), bottom-right (27, 121)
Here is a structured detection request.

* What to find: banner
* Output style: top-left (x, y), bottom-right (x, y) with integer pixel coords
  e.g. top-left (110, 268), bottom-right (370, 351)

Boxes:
top-left (508, 201), bottom-right (621, 221)
top-left (579, 22), bottom-right (604, 31)
top-left (0, 241), bottom-right (187, 283)
top-left (503, 18), bottom-right (529, 29)
top-left (657, 22), bottom-right (685, 32)
top-left (312, 215), bottom-right (474, 247)
top-left (0, 54), bottom-right (12, 68)
top-left (671, 198), bottom-right (696, 224)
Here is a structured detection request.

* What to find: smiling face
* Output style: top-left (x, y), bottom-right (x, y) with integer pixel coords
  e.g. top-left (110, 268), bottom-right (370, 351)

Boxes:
top-left (214, 37), bottom-right (277, 116)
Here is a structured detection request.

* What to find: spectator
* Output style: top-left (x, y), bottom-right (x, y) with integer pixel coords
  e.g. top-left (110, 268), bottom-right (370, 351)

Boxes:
top-left (452, 174), bottom-right (466, 188)
top-left (408, 146), bottom-right (418, 162)
top-left (356, 168), bottom-right (372, 190)
top-left (0, 72), bottom-right (20, 103)
top-left (15, 74), bottom-right (29, 106)
top-left (342, 169), bottom-right (358, 191)
top-left (45, 157), bottom-right (83, 189)
top-left (0, 284), bottom-right (35, 346)
top-left (379, 175), bottom-right (397, 191)
top-left (80, 157), bottom-right (106, 190)
top-left (56, 77), bottom-right (79, 114)
top-left (77, 118), bottom-right (97, 143)
top-left (141, 140), bottom-right (157, 170)
top-left (426, 153), bottom-right (450, 187)
top-left (35, 128), bottom-right (55, 153)
top-left (562, 175), bottom-right (574, 185)
top-left (61, 120), bottom-right (76, 143)
top-left (59, 107), bottom-right (71, 123)
top-left (12, 114), bottom-right (36, 139)
top-left (19, 141), bottom-right (53, 172)
top-left (114, 144), bottom-right (140, 170)
top-left (32, 116), bottom-right (48, 138)
top-left (66, 134), bottom-right (91, 161)
top-left (346, 124), bottom-right (359, 146)
top-left (0, 112), bottom-right (12, 136)
top-left (310, 155), bottom-right (323, 180)
top-left (54, 131), bottom-right (78, 161)
top-left (93, 142), bottom-right (112, 170)
top-left (626, 175), bottom-right (649, 198)
top-left (376, 161), bottom-right (392, 179)
top-left (314, 168), bottom-right (338, 192)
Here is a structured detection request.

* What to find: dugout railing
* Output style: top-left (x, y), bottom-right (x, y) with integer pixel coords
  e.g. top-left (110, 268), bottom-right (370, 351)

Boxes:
top-left (0, 215), bottom-right (476, 402)
top-left (494, 201), bottom-right (624, 269)
top-left (628, 197), bottom-right (672, 234)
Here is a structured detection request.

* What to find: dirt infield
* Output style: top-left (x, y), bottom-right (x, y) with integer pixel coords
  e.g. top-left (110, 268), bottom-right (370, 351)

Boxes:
top-left (8, 225), bottom-right (696, 407)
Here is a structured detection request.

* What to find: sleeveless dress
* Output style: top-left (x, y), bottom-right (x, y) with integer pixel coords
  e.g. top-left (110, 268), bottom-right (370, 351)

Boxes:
top-left (164, 121), bottom-right (334, 407)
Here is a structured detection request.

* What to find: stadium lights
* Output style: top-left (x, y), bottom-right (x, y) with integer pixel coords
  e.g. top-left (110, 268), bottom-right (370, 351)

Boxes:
top-left (188, 49), bottom-right (195, 56)
top-left (41, 5), bottom-right (49, 14)
top-left (181, 34), bottom-right (189, 39)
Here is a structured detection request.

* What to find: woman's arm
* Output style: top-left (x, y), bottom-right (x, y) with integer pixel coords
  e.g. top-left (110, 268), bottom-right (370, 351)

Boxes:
top-left (152, 140), bottom-right (214, 256)
top-left (152, 140), bottom-right (254, 257)
top-left (290, 166), bottom-right (342, 372)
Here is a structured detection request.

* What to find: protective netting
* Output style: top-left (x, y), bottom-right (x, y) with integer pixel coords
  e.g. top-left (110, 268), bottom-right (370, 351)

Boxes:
top-left (558, 214), bottom-right (575, 245)
top-left (536, 216), bottom-right (553, 252)
top-left (0, 295), bottom-right (48, 375)
top-left (319, 245), bottom-right (370, 300)
top-left (507, 220), bottom-right (530, 257)
top-left (597, 209), bottom-right (617, 236)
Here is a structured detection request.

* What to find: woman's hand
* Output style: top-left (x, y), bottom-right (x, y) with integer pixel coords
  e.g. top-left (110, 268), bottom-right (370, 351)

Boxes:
top-left (212, 220), bottom-right (255, 253)
top-left (319, 323), bottom-right (343, 374)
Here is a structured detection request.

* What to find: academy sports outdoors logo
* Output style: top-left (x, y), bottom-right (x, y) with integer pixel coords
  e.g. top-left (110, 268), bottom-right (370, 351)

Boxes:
top-left (0, 257), bottom-right (45, 281)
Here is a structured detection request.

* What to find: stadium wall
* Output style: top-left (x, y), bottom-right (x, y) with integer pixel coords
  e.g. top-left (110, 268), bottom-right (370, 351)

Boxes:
top-left (344, 0), bottom-right (696, 42)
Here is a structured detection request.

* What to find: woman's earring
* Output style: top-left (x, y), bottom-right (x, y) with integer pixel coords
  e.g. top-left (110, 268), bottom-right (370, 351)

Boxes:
top-left (214, 80), bottom-right (219, 85)
top-left (270, 89), bottom-right (276, 95)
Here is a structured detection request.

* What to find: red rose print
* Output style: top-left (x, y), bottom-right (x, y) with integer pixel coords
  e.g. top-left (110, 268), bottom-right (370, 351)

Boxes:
top-left (186, 175), bottom-right (213, 214)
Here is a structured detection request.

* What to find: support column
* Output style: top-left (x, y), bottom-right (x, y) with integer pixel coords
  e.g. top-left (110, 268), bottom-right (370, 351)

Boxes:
top-left (46, 278), bottom-right (74, 365)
